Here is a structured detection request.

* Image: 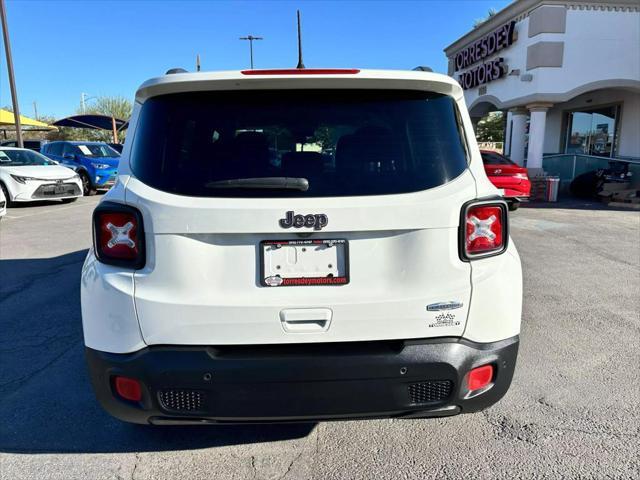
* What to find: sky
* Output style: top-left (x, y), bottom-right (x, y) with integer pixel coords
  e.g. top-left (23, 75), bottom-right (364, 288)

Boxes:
top-left (1, 0), bottom-right (510, 119)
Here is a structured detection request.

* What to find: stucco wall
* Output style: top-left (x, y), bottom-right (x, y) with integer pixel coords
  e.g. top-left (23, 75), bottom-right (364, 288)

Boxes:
top-left (617, 91), bottom-right (640, 158)
top-left (543, 108), bottom-right (563, 153)
top-left (453, 4), bottom-right (640, 113)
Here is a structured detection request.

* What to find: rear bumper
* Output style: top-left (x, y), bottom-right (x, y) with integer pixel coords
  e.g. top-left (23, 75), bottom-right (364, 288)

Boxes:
top-left (86, 336), bottom-right (519, 424)
top-left (502, 189), bottom-right (530, 200)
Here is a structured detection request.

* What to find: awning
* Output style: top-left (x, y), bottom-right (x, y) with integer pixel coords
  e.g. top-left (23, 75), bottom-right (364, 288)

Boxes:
top-left (52, 114), bottom-right (128, 131)
top-left (0, 108), bottom-right (58, 130)
top-left (52, 114), bottom-right (128, 144)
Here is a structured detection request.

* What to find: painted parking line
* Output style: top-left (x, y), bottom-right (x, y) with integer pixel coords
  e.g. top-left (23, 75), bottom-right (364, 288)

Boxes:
top-left (5, 200), bottom-right (98, 219)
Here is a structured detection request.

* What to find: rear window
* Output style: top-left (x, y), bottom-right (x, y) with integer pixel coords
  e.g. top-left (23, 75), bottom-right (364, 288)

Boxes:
top-left (130, 90), bottom-right (468, 197)
top-left (481, 151), bottom-right (515, 165)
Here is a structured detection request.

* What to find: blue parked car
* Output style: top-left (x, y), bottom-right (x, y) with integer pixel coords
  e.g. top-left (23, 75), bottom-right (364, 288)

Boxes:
top-left (41, 141), bottom-right (119, 196)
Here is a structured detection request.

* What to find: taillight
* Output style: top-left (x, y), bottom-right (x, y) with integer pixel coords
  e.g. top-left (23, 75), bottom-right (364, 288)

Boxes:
top-left (93, 202), bottom-right (145, 269)
top-left (467, 364), bottom-right (494, 391)
top-left (460, 200), bottom-right (508, 260)
top-left (114, 376), bottom-right (142, 402)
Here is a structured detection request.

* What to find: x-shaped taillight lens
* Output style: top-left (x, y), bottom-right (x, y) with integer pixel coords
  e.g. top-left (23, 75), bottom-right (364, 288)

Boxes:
top-left (93, 203), bottom-right (145, 268)
top-left (463, 203), bottom-right (507, 258)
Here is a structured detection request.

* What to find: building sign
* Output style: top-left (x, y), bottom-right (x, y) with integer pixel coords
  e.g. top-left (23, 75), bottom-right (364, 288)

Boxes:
top-left (458, 57), bottom-right (506, 90)
top-left (454, 20), bottom-right (516, 90)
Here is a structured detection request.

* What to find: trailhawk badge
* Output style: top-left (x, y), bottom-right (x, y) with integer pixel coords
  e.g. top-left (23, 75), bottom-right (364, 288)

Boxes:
top-left (279, 211), bottom-right (328, 230)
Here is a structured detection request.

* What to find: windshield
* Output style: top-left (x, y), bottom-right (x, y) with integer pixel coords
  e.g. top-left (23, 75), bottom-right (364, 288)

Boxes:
top-left (0, 149), bottom-right (56, 166)
top-left (76, 144), bottom-right (119, 158)
top-left (130, 90), bottom-right (469, 198)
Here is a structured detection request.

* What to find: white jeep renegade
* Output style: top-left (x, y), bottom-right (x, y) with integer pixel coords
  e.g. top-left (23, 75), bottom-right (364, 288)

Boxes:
top-left (82, 68), bottom-right (522, 424)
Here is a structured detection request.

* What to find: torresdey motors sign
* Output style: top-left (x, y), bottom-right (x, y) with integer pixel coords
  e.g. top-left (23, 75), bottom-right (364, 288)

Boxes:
top-left (454, 20), bottom-right (516, 90)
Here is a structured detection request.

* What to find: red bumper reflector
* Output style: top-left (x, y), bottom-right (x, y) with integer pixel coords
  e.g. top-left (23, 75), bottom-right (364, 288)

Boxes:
top-left (241, 68), bottom-right (360, 75)
top-left (114, 376), bottom-right (142, 402)
top-left (467, 365), bottom-right (494, 391)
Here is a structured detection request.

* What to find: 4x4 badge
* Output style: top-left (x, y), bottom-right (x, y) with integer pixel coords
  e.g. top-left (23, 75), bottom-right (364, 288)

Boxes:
top-left (279, 211), bottom-right (328, 230)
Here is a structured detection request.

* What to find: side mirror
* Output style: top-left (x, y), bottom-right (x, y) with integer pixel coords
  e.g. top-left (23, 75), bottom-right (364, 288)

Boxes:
top-left (63, 153), bottom-right (76, 161)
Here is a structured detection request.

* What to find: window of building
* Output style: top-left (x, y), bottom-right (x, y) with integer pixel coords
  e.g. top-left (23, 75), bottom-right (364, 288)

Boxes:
top-left (565, 105), bottom-right (620, 158)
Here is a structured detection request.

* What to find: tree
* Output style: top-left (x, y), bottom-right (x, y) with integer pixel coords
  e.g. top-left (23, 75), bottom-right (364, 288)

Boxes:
top-left (77, 96), bottom-right (133, 143)
top-left (476, 112), bottom-right (504, 142)
top-left (3, 96), bottom-right (133, 143)
top-left (473, 8), bottom-right (498, 28)
top-left (82, 96), bottom-right (132, 122)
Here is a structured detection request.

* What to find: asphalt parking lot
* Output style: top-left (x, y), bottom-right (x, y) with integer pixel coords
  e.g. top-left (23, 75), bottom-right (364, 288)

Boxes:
top-left (0, 196), bottom-right (638, 480)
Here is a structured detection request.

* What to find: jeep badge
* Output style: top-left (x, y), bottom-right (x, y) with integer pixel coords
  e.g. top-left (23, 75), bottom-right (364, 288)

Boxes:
top-left (279, 211), bottom-right (328, 230)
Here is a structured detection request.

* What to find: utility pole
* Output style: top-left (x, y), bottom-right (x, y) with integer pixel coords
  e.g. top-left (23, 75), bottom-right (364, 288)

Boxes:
top-left (81, 92), bottom-right (86, 114)
top-left (0, 0), bottom-right (23, 147)
top-left (196, 53), bottom-right (201, 72)
top-left (239, 35), bottom-right (263, 69)
top-left (33, 100), bottom-right (38, 120)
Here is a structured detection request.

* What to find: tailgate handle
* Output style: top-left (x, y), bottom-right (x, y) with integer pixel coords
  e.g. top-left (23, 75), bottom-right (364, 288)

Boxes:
top-left (280, 308), bottom-right (332, 333)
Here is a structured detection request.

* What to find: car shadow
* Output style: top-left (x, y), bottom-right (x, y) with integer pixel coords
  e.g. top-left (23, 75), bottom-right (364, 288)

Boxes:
top-left (0, 251), bottom-right (315, 454)
top-left (521, 196), bottom-right (638, 212)
top-left (6, 199), bottom-right (74, 208)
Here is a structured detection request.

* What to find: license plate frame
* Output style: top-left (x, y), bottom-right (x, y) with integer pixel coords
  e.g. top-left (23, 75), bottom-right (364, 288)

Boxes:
top-left (259, 239), bottom-right (349, 287)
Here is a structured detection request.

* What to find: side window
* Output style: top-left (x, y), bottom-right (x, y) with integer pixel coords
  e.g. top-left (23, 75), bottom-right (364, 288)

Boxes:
top-left (61, 143), bottom-right (78, 156)
top-left (47, 143), bottom-right (63, 155)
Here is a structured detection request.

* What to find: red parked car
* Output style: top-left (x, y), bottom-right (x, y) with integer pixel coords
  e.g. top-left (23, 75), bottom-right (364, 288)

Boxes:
top-left (480, 150), bottom-right (531, 210)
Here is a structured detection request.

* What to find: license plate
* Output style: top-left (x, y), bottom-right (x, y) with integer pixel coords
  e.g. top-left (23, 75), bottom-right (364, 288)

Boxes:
top-left (260, 239), bottom-right (349, 287)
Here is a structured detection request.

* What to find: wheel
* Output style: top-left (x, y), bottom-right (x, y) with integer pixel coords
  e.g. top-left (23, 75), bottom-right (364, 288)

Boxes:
top-left (61, 197), bottom-right (78, 204)
top-left (0, 182), bottom-right (13, 207)
top-left (79, 172), bottom-right (97, 196)
top-left (508, 201), bottom-right (520, 211)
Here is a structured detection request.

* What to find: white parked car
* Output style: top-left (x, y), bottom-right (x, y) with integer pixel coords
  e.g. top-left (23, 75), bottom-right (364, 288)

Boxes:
top-left (82, 68), bottom-right (522, 424)
top-left (0, 147), bottom-right (83, 204)
top-left (0, 185), bottom-right (6, 220)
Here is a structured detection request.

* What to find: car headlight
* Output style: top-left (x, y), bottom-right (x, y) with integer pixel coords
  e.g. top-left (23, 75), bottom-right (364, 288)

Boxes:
top-left (10, 174), bottom-right (38, 184)
top-left (91, 163), bottom-right (110, 169)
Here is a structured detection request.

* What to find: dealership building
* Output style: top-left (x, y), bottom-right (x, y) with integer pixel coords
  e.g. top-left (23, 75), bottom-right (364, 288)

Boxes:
top-left (444, 0), bottom-right (640, 179)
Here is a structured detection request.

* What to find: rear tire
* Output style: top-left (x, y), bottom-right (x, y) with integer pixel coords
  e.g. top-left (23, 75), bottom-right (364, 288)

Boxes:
top-left (79, 172), bottom-right (97, 196)
top-left (0, 182), bottom-right (13, 207)
top-left (508, 201), bottom-right (520, 211)
top-left (61, 197), bottom-right (78, 204)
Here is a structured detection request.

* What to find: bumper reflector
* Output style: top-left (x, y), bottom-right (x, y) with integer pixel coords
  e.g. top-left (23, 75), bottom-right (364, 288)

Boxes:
top-left (114, 376), bottom-right (142, 402)
top-left (467, 365), bottom-right (494, 391)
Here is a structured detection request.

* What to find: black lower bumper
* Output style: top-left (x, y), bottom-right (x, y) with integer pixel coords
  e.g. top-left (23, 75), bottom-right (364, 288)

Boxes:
top-left (86, 336), bottom-right (519, 424)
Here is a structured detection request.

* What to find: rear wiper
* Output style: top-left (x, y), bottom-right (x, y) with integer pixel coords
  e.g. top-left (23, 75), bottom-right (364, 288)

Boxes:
top-left (206, 177), bottom-right (309, 191)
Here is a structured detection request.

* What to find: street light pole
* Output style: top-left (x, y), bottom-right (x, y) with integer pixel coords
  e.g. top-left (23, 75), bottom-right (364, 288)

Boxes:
top-left (81, 93), bottom-right (97, 114)
top-left (0, 0), bottom-right (23, 148)
top-left (239, 35), bottom-right (263, 69)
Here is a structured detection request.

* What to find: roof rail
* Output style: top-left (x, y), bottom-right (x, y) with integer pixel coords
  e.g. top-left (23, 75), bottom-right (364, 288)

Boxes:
top-left (412, 66), bottom-right (433, 72)
top-left (165, 68), bottom-right (188, 75)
